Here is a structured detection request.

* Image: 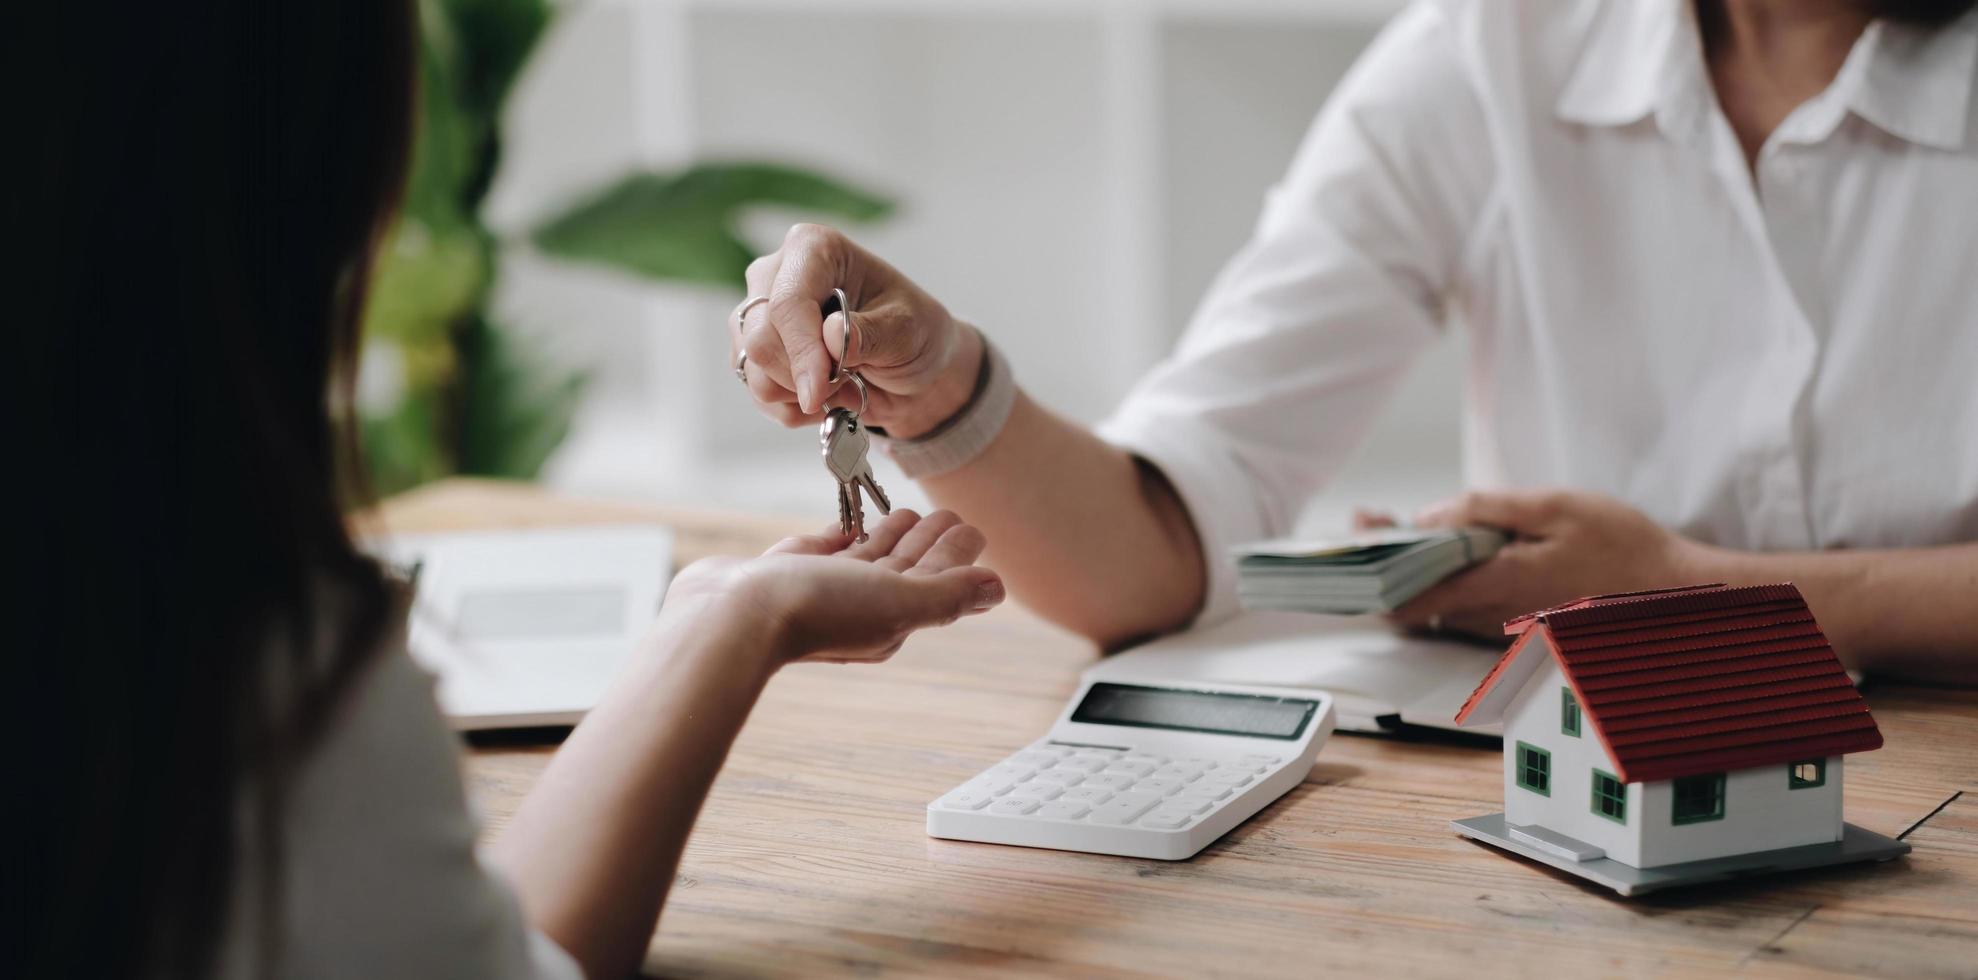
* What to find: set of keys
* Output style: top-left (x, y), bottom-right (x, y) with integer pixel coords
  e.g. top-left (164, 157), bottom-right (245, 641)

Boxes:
top-left (818, 289), bottom-right (893, 542)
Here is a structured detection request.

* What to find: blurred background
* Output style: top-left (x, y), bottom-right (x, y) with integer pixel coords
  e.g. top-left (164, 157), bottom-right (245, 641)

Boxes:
top-left (366, 0), bottom-right (1462, 530)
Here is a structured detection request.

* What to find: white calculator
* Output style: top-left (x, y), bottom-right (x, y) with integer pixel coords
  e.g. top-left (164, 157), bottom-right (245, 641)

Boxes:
top-left (926, 679), bottom-right (1335, 860)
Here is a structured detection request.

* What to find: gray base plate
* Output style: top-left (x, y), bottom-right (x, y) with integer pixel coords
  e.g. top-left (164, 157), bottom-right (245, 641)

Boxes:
top-left (1452, 813), bottom-right (1910, 896)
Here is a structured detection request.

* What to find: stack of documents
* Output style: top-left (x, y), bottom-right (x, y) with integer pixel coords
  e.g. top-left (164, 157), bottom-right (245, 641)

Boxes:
top-left (1234, 527), bottom-right (1507, 615)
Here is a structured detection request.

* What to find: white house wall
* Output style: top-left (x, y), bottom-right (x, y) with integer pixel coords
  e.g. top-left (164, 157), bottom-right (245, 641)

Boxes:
top-left (1637, 756), bottom-right (1843, 867)
top-left (1498, 636), bottom-right (1849, 869)
top-left (1500, 650), bottom-right (1644, 867)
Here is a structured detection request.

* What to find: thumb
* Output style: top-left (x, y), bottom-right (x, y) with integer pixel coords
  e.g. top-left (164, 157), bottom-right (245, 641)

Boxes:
top-left (902, 567), bottom-right (1005, 624)
top-left (1414, 490), bottom-right (1558, 536)
top-left (1352, 508), bottom-right (1399, 532)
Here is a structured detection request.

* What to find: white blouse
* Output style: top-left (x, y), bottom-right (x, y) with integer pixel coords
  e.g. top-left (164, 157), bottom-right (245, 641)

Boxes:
top-left (1099, 0), bottom-right (1978, 623)
top-left (217, 639), bottom-right (581, 980)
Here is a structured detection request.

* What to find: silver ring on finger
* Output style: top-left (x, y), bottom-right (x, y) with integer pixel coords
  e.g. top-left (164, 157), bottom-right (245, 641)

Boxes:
top-left (732, 295), bottom-right (769, 386)
top-left (734, 294), bottom-right (770, 330)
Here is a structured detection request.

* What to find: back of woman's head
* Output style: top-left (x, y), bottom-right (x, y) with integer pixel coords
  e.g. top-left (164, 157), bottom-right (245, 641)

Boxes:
top-left (14, 3), bottom-right (414, 976)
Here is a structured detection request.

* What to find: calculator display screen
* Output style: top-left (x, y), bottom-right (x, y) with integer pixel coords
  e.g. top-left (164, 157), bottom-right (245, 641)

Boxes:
top-left (1070, 683), bottom-right (1316, 740)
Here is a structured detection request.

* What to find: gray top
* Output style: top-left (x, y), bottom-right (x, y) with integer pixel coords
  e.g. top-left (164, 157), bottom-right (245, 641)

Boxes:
top-left (216, 637), bottom-right (582, 980)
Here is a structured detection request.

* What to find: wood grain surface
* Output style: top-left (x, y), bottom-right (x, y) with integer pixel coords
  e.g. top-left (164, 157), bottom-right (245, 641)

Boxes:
top-left (380, 480), bottom-right (1978, 979)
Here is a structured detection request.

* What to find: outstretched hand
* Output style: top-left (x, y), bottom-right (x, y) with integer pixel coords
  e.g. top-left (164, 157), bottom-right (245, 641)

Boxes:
top-left (662, 509), bottom-right (1005, 666)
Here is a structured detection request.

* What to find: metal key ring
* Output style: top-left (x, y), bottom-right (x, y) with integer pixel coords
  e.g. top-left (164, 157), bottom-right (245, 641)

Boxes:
top-left (840, 368), bottom-right (869, 417)
top-left (826, 287), bottom-right (861, 386)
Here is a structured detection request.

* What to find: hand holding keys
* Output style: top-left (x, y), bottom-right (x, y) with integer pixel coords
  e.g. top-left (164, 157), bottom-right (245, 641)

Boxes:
top-left (818, 289), bottom-right (893, 541)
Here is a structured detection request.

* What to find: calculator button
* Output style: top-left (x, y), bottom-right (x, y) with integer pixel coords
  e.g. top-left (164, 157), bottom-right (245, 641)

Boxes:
top-left (1083, 773), bottom-right (1137, 790)
top-left (1012, 751), bottom-right (1062, 767)
top-left (1155, 798), bottom-right (1212, 816)
top-left (969, 778), bottom-right (1022, 795)
top-left (1150, 766), bottom-right (1202, 783)
top-left (1033, 769), bottom-right (1086, 785)
top-left (1060, 786), bottom-right (1114, 804)
top-left (1206, 772), bottom-right (1253, 788)
top-left (1035, 801), bottom-right (1091, 821)
top-left (1176, 756), bottom-right (1219, 769)
top-left (1088, 796), bottom-right (1160, 825)
top-left (1022, 782), bottom-right (1066, 801)
top-left (1056, 757), bottom-right (1110, 773)
top-left (1138, 812), bottom-right (1192, 830)
top-left (986, 764), bottom-right (1038, 781)
top-left (938, 790), bottom-right (995, 810)
top-left (1122, 753), bottom-right (1167, 765)
top-left (1134, 778), bottom-right (1185, 796)
top-left (1071, 750), bottom-right (1124, 764)
top-left (1102, 761), bottom-right (1157, 777)
top-left (1177, 785), bottom-right (1231, 802)
top-left (990, 797), bottom-right (1042, 816)
top-left (1238, 754), bottom-right (1283, 764)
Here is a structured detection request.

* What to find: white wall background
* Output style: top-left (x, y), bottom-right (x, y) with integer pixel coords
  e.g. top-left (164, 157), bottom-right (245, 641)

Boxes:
top-left (482, 0), bottom-right (1464, 528)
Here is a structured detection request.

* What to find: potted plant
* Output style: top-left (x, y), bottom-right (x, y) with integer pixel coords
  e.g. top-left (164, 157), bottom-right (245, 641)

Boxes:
top-left (360, 0), bottom-right (891, 494)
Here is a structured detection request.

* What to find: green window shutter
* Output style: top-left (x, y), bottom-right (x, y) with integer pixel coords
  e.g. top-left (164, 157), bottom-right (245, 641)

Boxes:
top-left (1590, 769), bottom-right (1627, 824)
top-left (1671, 773), bottom-right (1727, 824)
top-left (1788, 759), bottom-right (1827, 789)
top-left (1561, 687), bottom-right (1581, 737)
top-left (1515, 742), bottom-right (1551, 796)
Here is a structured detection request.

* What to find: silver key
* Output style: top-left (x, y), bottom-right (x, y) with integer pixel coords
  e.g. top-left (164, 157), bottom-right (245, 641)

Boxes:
top-left (820, 406), bottom-right (892, 541)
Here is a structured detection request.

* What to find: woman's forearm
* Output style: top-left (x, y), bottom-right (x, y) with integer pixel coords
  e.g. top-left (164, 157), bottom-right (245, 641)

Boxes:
top-left (1688, 540), bottom-right (1978, 683)
top-left (488, 599), bottom-right (778, 980)
top-left (921, 391), bottom-right (1206, 650)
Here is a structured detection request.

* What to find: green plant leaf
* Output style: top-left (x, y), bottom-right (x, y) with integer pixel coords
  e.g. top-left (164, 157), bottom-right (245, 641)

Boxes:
top-left (364, 220), bottom-right (486, 350)
top-left (432, 0), bottom-right (553, 211)
top-left (401, 12), bottom-right (480, 238)
top-left (437, 0), bottom-right (552, 123)
top-left (530, 162), bottom-right (894, 286)
top-left (362, 387), bottom-right (453, 497)
top-left (455, 314), bottom-right (587, 479)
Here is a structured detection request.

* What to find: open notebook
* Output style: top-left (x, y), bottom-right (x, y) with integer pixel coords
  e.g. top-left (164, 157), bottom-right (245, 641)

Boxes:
top-left (1084, 611), bottom-right (1506, 736)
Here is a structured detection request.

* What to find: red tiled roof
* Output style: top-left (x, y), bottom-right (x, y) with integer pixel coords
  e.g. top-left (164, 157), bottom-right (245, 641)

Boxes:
top-left (1455, 583), bottom-right (1882, 784)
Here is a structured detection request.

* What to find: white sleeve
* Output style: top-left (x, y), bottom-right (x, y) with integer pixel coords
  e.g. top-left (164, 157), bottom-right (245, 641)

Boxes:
top-left (268, 644), bottom-right (585, 980)
top-left (1096, 0), bottom-right (1495, 625)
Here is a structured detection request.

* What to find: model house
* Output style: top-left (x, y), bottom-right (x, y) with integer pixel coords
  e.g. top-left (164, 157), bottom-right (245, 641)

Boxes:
top-left (1451, 583), bottom-right (1901, 882)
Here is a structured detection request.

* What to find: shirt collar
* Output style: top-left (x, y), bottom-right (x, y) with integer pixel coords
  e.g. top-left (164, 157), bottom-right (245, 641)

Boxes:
top-left (1847, 13), bottom-right (1977, 151)
top-left (1556, 0), bottom-right (1978, 152)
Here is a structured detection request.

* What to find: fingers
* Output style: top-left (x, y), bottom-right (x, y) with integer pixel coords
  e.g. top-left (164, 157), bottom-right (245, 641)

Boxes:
top-left (1413, 489), bottom-right (1565, 535)
top-left (768, 224), bottom-right (849, 413)
top-left (877, 509), bottom-right (963, 571)
top-left (1388, 548), bottom-right (1527, 635)
top-left (907, 523), bottom-right (988, 576)
top-left (738, 253), bottom-right (793, 392)
top-left (764, 529), bottom-right (854, 556)
top-left (844, 509), bottom-right (920, 562)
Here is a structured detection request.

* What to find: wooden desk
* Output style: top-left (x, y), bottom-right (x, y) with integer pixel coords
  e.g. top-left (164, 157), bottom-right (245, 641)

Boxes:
top-left (382, 480), bottom-right (1978, 979)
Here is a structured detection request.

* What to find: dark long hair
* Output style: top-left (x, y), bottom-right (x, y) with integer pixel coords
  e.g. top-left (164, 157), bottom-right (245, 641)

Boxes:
top-left (14, 3), bottom-right (415, 977)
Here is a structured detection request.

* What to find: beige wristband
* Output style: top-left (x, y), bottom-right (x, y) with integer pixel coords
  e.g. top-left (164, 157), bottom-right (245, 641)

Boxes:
top-left (870, 330), bottom-right (1013, 479)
